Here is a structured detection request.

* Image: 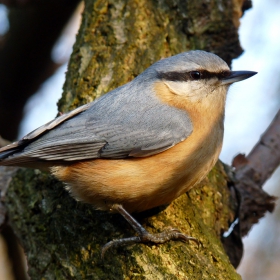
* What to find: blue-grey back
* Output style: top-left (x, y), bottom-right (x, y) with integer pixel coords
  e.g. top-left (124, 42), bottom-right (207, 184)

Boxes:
top-left (0, 50), bottom-right (229, 165)
top-left (22, 75), bottom-right (192, 161)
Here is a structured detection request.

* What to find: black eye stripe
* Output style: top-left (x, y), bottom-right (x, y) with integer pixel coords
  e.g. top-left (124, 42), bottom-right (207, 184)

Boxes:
top-left (157, 70), bottom-right (231, 82)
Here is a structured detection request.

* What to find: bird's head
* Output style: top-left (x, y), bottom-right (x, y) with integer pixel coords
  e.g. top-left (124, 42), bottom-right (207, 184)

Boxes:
top-left (145, 50), bottom-right (257, 105)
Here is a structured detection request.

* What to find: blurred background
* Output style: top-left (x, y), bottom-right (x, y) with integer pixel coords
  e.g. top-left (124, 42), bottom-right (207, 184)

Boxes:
top-left (225, 0), bottom-right (280, 278)
top-left (0, 0), bottom-right (279, 279)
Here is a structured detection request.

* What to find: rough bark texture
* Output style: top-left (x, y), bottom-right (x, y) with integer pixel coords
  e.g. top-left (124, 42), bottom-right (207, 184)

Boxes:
top-left (3, 0), bottom-right (250, 279)
top-left (58, 0), bottom-right (243, 113)
top-left (5, 163), bottom-right (240, 279)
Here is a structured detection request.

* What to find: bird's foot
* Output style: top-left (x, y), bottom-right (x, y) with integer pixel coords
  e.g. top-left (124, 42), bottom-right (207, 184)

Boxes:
top-left (101, 228), bottom-right (198, 258)
top-left (101, 204), bottom-right (199, 258)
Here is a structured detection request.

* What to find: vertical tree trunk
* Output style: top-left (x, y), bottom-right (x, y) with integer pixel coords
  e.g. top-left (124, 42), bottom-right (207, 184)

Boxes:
top-left (4, 0), bottom-right (249, 278)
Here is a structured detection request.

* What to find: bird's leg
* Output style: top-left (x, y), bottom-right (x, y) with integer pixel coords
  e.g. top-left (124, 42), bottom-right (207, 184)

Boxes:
top-left (101, 204), bottom-right (199, 258)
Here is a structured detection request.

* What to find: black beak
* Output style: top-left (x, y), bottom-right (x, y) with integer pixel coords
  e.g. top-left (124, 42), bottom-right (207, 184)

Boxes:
top-left (221, 71), bottom-right (257, 85)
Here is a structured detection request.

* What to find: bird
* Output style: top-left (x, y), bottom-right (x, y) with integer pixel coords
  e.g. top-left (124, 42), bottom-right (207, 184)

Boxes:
top-left (0, 50), bottom-right (257, 257)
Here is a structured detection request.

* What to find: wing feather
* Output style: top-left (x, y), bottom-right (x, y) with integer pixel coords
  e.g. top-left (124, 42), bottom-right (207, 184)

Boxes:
top-left (0, 79), bottom-right (193, 167)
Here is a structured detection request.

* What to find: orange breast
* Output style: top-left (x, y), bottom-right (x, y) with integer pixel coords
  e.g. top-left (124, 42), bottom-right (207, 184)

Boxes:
top-left (51, 84), bottom-right (226, 213)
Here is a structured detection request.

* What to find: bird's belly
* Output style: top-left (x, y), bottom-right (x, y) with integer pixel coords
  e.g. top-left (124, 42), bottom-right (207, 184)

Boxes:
top-left (51, 127), bottom-right (223, 213)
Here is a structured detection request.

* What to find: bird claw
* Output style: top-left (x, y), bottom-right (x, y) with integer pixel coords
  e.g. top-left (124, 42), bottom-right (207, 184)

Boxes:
top-left (101, 228), bottom-right (199, 259)
top-left (101, 205), bottom-right (199, 259)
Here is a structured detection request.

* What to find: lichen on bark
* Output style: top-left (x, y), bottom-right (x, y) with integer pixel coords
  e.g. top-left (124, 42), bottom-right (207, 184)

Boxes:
top-left (59, 0), bottom-right (242, 113)
top-left (6, 162), bottom-right (240, 279)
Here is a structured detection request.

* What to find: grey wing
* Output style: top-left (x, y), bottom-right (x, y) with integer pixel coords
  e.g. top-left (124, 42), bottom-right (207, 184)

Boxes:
top-left (0, 102), bottom-right (91, 155)
top-left (80, 90), bottom-right (193, 159)
top-left (0, 117), bottom-right (191, 166)
top-left (0, 103), bottom-right (103, 165)
top-left (96, 112), bottom-right (192, 159)
top-left (0, 83), bottom-right (193, 165)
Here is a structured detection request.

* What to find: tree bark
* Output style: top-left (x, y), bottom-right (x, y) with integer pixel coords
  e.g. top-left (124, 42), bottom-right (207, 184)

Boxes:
top-left (3, 0), bottom-right (251, 278)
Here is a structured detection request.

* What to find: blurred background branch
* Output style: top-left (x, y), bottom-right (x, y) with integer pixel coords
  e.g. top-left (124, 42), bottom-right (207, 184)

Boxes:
top-left (0, 0), bottom-right (81, 141)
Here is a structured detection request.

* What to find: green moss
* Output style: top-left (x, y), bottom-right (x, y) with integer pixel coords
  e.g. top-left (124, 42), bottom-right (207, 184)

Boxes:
top-left (6, 161), bottom-right (239, 279)
top-left (58, 0), bottom-right (242, 112)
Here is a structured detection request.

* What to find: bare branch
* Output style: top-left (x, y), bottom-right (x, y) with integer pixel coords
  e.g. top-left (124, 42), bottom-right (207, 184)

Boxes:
top-left (232, 109), bottom-right (279, 236)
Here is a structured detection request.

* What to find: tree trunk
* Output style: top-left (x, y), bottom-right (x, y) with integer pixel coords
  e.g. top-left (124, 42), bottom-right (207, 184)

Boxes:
top-left (4, 0), bottom-right (249, 278)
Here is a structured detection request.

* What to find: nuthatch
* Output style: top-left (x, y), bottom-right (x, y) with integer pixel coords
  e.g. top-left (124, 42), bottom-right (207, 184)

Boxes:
top-left (0, 50), bottom-right (256, 256)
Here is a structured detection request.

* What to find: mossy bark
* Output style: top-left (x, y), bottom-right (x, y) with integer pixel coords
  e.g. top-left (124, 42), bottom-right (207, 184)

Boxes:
top-left (5, 0), bottom-right (248, 278)
top-left (6, 163), bottom-right (239, 279)
top-left (58, 0), bottom-right (243, 113)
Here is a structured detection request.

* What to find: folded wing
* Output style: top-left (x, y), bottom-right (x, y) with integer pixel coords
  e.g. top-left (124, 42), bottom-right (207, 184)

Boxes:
top-left (0, 82), bottom-right (193, 167)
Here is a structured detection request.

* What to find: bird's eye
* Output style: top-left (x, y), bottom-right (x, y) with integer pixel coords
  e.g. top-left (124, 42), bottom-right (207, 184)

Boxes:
top-left (190, 71), bottom-right (201, 80)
